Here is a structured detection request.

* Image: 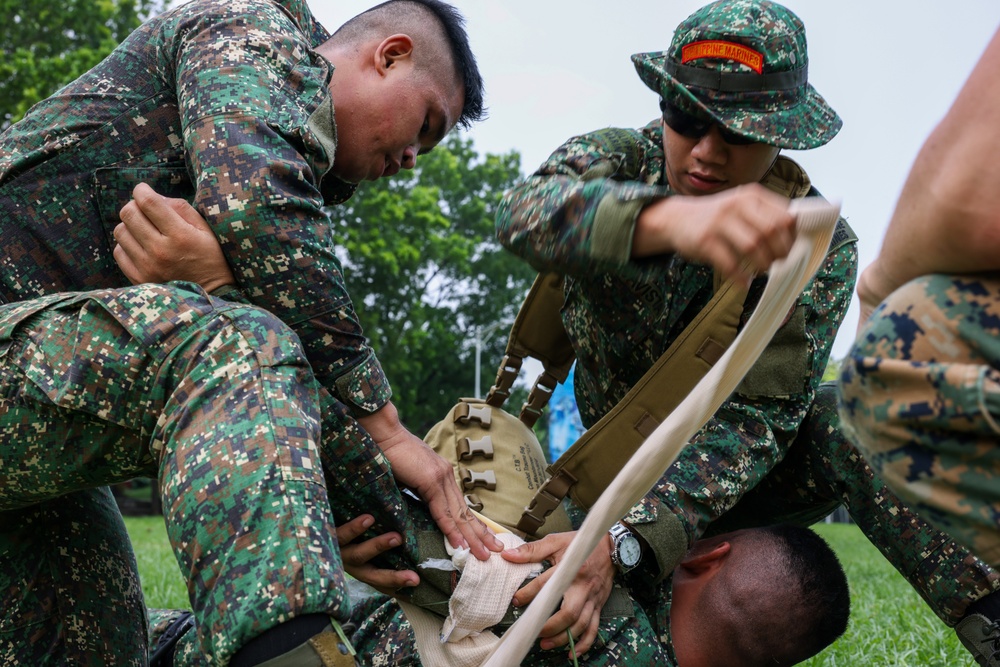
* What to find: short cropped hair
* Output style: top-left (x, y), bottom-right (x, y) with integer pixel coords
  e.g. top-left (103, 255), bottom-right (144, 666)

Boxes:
top-left (334, 0), bottom-right (486, 129)
top-left (703, 524), bottom-right (850, 666)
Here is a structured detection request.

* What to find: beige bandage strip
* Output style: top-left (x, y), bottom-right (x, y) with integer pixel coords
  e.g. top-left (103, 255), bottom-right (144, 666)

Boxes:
top-left (480, 198), bottom-right (841, 667)
top-left (402, 531), bottom-right (540, 667)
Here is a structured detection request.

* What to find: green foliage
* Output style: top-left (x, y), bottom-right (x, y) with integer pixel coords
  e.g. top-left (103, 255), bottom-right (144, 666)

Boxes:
top-left (823, 356), bottom-right (843, 383)
top-left (0, 0), bottom-right (163, 130)
top-left (329, 134), bottom-right (534, 434)
top-left (126, 516), bottom-right (188, 610)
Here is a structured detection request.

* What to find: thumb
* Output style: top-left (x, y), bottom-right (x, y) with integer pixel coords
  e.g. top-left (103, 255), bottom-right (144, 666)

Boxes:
top-left (501, 538), bottom-right (553, 564)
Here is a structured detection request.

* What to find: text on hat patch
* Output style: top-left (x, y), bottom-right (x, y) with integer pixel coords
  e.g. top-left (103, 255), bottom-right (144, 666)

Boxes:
top-left (681, 40), bottom-right (764, 74)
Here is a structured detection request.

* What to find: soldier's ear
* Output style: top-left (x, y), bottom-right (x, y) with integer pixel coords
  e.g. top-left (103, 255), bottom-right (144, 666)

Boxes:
top-left (678, 541), bottom-right (730, 575)
top-left (373, 34), bottom-right (414, 76)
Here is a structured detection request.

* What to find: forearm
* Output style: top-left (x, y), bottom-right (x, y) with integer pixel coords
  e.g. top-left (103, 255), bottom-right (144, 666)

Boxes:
top-left (496, 129), bottom-right (670, 278)
top-left (497, 173), bottom-right (664, 275)
top-left (865, 26), bottom-right (1000, 307)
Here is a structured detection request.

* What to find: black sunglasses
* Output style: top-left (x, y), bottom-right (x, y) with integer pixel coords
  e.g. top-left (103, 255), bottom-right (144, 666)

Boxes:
top-left (659, 98), bottom-right (756, 146)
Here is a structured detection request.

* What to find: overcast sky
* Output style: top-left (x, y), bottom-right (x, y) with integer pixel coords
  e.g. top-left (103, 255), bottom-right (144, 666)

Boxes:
top-left (313, 1), bottom-right (1000, 359)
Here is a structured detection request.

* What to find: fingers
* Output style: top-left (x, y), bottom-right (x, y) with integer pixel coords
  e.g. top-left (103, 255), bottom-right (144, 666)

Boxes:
top-left (572, 612), bottom-right (601, 657)
top-left (728, 211), bottom-right (796, 276)
top-left (452, 503), bottom-right (504, 560)
top-left (336, 515), bottom-right (420, 594)
top-left (346, 563), bottom-right (419, 597)
top-left (335, 514), bottom-right (375, 546)
top-left (112, 241), bottom-right (142, 285)
top-left (167, 195), bottom-right (213, 231)
top-left (538, 599), bottom-right (599, 655)
top-left (501, 537), bottom-right (554, 564)
top-left (422, 461), bottom-right (502, 560)
top-left (675, 185), bottom-right (798, 284)
top-left (118, 200), bottom-right (157, 251)
top-left (511, 564), bottom-right (551, 608)
top-left (129, 182), bottom-right (185, 235)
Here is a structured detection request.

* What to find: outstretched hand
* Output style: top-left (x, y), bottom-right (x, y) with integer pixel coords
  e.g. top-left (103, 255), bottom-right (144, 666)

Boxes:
top-left (113, 182), bottom-right (236, 291)
top-left (358, 403), bottom-right (504, 561)
top-left (501, 531), bottom-right (616, 658)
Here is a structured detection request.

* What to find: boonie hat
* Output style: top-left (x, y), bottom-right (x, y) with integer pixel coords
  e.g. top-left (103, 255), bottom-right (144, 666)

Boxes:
top-left (632, 0), bottom-right (841, 149)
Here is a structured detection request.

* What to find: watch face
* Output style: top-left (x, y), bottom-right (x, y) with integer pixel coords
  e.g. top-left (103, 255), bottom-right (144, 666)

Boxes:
top-left (620, 536), bottom-right (641, 567)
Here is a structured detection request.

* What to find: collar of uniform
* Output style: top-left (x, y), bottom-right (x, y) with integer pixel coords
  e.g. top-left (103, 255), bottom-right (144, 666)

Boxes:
top-left (274, 0), bottom-right (332, 47)
top-left (322, 176), bottom-right (358, 205)
top-left (760, 155), bottom-right (811, 199)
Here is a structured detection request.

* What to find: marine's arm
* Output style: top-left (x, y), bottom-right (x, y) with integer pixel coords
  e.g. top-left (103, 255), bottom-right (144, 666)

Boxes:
top-left (172, 0), bottom-right (383, 414)
top-left (126, 0), bottom-right (500, 558)
top-left (497, 129), bottom-right (796, 284)
top-left (634, 184), bottom-right (796, 286)
top-left (858, 26), bottom-right (1000, 326)
top-left (495, 129), bottom-right (670, 277)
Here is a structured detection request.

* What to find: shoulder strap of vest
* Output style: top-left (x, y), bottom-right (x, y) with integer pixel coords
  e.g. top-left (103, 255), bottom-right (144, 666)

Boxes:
top-left (516, 274), bottom-right (748, 534)
top-left (484, 272), bottom-right (576, 427)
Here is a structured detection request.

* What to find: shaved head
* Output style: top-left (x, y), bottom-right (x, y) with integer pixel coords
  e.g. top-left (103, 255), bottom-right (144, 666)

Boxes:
top-left (693, 525), bottom-right (850, 666)
top-left (330, 0), bottom-right (485, 129)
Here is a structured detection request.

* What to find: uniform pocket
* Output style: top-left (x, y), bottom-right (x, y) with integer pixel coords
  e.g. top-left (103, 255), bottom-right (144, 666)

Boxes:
top-left (737, 305), bottom-right (811, 399)
top-left (93, 163), bottom-right (195, 272)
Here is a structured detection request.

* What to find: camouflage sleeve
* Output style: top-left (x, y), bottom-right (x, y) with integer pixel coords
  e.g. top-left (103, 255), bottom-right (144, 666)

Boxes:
top-left (495, 128), bottom-right (671, 278)
top-left (173, 0), bottom-right (389, 415)
top-left (626, 238), bottom-right (859, 581)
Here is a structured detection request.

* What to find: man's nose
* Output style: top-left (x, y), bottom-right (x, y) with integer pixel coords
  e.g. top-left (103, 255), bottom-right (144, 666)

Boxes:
top-left (691, 126), bottom-right (728, 164)
top-left (402, 145), bottom-right (417, 170)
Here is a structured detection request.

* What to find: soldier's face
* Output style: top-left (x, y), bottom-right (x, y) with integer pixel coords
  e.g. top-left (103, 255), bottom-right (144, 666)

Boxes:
top-left (661, 119), bottom-right (780, 197)
top-left (333, 62), bottom-right (463, 184)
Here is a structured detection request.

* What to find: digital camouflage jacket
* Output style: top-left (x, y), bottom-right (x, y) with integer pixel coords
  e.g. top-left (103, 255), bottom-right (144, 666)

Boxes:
top-left (497, 120), bottom-right (858, 582)
top-left (0, 0), bottom-right (389, 416)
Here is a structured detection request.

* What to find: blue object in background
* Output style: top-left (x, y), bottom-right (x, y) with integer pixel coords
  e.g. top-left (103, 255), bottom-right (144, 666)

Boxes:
top-left (548, 363), bottom-right (583, 461)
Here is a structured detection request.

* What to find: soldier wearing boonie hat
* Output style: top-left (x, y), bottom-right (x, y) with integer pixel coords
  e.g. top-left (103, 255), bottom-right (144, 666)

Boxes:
top-left (632, 0), bottom-right (841, 149)
top-left (495, 0), bottom-right (1000, 663)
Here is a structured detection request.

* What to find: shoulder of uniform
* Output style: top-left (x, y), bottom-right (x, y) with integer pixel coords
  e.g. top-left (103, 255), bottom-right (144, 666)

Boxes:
top-left (577, 127), bottom-right (650, 180)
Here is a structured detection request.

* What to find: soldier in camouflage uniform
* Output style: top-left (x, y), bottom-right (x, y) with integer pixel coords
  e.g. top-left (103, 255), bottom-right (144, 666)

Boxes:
top-left (0, 1), bottom-right (504, 665)
top-left (64, 1), bottom-right (1000, 664)
top-left (838, 25), bottom-right (1000, 665)
top-left (491, 0), bottom-right (1000, 664)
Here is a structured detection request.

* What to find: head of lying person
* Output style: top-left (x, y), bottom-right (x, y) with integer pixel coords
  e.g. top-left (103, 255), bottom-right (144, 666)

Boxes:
top-left (669, 524), bottom-right (850, 666)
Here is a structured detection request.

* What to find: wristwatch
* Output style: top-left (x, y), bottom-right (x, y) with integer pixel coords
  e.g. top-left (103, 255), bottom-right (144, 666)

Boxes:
top-left (609, 521), bottom-right (642, 573)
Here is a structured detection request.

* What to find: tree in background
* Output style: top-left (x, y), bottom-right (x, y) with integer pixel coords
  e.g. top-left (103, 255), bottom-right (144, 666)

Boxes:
top-left (332, 135), bottom-right (536, 434)
top-left (0, 0), bottom-right (163, 130)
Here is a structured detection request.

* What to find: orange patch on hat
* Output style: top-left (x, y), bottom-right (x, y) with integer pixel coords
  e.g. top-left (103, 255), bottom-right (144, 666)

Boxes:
top-left (681, 40), bottom-right (764, 74)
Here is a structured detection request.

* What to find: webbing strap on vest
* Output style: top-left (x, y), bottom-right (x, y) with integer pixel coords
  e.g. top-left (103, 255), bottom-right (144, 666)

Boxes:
top-left (482, 268), bottom-right (748, 535)
top-left (515, 274), bottom-right (748, 534)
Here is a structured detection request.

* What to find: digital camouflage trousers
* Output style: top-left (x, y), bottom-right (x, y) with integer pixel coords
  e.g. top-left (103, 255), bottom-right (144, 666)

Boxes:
top-left (713, 382), bottom-right (999, 627)
top-left (839, 272), bottom-right (1000, 568)
top-left (0, 283), bottom-right (420, 666)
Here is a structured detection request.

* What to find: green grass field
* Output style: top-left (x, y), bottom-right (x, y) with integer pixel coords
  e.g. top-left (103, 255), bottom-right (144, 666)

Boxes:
top-left (126, 518), bottom-right (972, 665)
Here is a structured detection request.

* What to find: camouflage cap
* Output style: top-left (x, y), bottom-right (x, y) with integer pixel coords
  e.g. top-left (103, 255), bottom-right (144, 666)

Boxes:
top-left (631, 0), bottom-right (841, 150)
